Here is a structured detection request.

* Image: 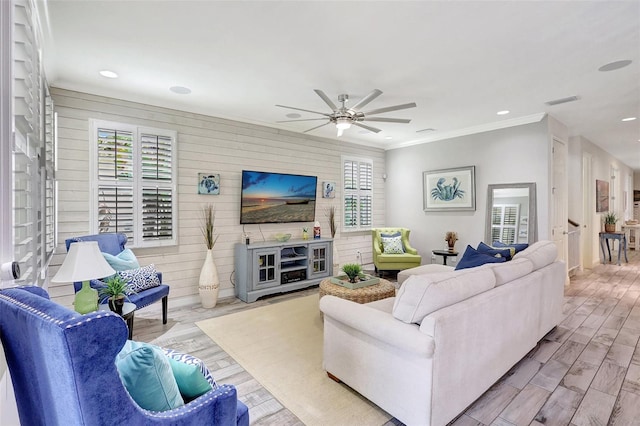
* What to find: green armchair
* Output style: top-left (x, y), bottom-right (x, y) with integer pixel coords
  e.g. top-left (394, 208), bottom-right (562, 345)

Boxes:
top-left (372, 228), bottom-right (422, 273)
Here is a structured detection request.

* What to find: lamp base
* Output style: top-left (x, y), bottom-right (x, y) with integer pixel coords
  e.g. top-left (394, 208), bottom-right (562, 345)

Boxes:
top-left (75, 281), bottom-right (98, 314)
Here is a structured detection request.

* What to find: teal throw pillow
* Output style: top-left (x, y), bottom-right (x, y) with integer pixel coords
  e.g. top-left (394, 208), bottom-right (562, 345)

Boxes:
top-left (167, 357), bottom-right (213, 399)
top-left (455, 245), bottom-right (507, 270)
top-left (102, 248), bottom-right (140, 271)
top-left (382, 235), bottom-right (405, 254)
top-left (116, 340), bottom-right (184, 411)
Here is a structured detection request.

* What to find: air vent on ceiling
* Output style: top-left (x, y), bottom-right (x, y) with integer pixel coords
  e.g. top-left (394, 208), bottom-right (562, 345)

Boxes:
top-left (545, 96), bottom-right (580, 106)
top-left (416, 128), bottom-right (437, 133)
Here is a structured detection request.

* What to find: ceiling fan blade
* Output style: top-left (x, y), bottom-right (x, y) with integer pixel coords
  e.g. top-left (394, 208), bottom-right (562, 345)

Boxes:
top-left (304, 122), bottom-right (331, 133)
top-left (275, 104), bottom-right (331, 117)
top-left (349, 89), bottom-right (383, 112)
top-left (362, 117), bottom-right (412, 124)
top-left (352, 122), bottom-right (382, 133)
top-left (362, 102), bottom-right (417, 116)
top-left (277, 118), bottom-right (328, 123)
top-left (314, 89), bottom-right (338, 111)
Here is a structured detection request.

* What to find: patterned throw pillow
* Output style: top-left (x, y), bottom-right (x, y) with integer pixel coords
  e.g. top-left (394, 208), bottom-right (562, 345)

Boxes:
top-left (117, 264), bottom-right (161, 293)
top-left (382, 235), bottom-right (405, 254)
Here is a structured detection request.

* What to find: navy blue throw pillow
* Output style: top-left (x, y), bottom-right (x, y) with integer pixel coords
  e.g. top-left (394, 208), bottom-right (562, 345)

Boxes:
top-left (477, 242), bottom-right (513, 261)
top-left (492, 241), bottom-right (529, 253)
top-left (455, 245), bottom-right (507, 271)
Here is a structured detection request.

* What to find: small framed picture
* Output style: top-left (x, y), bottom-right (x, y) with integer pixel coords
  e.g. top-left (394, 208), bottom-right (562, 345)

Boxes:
top-left (423, 166), bottom-right (476, 211)
top-left (322, 181), bottom-right (336, 198)
top-left (198, 173), bottom-right (220, 195)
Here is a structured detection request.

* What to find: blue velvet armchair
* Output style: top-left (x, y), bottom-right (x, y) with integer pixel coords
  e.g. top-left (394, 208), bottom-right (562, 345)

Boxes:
top-left (65, 233), bottom-right (169, 324)
top-left (0, 286), bottom-right (249, 425)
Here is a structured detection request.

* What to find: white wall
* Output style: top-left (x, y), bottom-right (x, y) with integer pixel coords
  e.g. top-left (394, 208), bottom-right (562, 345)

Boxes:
top-left (385, 119), bottom-right (550, 260)
top-left (51, 89), bottom-right (385, 307)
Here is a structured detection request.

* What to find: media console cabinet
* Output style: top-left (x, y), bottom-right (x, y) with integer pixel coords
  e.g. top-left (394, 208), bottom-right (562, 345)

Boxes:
top-left (234, 238), bottom-right (333, 302)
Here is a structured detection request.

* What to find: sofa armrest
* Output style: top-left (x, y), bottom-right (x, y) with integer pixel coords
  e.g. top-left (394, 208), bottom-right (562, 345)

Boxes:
top-left (319, 295), bottom-right (434, 357)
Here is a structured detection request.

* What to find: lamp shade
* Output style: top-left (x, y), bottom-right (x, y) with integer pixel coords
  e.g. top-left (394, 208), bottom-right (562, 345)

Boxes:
top-left (52, 241), bottom-right (116, 283)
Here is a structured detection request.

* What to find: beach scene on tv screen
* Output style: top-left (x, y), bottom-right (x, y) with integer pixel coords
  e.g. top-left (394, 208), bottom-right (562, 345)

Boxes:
top-left (241, 171), bottom-right (317, 224)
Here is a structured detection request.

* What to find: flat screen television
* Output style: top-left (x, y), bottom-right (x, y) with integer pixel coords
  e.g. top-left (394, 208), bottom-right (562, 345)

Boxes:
top-left (240, 170), bottom-right (318, 224)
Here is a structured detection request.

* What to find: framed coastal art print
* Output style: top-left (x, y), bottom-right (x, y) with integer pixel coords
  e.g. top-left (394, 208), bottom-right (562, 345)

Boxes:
top-left (322, 181), bottom-right (336, 198)
top-left (423, 166), bottom-right (476, 211)
top-left (198, 173), bottom-right (220, 195)
top-left (596, 179), bottom-right (609, 212)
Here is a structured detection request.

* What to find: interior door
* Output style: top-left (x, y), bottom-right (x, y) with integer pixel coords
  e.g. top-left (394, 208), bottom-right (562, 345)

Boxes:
top-left (551, 138), bottom-right (569, 280)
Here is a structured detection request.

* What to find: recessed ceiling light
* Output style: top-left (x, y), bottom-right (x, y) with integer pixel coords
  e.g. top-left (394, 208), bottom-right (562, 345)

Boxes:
top-left (599, 60), bottom-right (632, 72)
top-left (286, 113), bottom-right (301, 119)
top-left (170, 86), bottom-right (191, 95)
top-left (621, 117), bottom-right (637, 122)
top-left (99, 70), bottom-right (118, 79)
top-left (384, 136), bottom-right (393, 140)
top-left (497, 110), bottom-right (510, 116)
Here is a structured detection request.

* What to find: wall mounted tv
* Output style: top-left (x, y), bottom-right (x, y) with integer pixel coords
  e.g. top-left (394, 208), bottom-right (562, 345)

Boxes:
top-left (240, 170), bottom-right (318, 224)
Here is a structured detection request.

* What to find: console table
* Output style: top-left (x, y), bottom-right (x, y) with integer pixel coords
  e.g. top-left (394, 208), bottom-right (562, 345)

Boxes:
top-left (599, 232), bottom-right (628, 266)
top-left (622, 223), bottom-right (640, 251)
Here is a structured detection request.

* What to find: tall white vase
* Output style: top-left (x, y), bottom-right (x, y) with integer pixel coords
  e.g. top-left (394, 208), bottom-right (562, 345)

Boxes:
top-left (199, 249), bottom-right (220, 308)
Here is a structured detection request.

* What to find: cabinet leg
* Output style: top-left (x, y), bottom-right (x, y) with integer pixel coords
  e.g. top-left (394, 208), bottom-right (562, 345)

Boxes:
top-left (327, 372), bottom-right (342, 383)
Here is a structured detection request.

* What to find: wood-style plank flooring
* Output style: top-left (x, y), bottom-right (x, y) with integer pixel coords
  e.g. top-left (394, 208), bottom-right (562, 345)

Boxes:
top-left (134, 249), bottom-right (640, 425)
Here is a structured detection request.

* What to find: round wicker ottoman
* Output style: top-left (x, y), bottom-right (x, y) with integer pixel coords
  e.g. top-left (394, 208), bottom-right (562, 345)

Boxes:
top-left (319, 277), bottom-right (396, 304)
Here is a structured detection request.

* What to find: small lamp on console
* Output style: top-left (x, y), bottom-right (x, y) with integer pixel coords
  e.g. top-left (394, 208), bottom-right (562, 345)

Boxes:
top-left (52, 241), bottom-right (116, 314)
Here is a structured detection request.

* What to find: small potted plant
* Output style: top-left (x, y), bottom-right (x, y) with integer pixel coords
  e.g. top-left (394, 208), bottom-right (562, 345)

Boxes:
top-left (445, 231), bottom-right (458, 251)
top-left (99, 275), bottom-right (133, 315)
top-left (604, 211), bottom-right (618, 232)
top-left (342, 263), bottom-right (364, 283)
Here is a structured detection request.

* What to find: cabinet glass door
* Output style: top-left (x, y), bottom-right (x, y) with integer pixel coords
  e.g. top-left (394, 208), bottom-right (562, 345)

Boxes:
top-left (254, 250), bottom-right (277, 287)
top-left (309, 243), bottom-right (329, 277)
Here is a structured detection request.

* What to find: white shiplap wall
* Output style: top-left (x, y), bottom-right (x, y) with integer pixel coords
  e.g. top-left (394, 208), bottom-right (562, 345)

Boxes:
top-left (50, 88), bottom-right (386, 308)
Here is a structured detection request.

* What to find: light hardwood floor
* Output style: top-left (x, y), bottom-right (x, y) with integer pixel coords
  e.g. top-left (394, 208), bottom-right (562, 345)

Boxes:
top-left (134, 249), bottom-right (640, 425)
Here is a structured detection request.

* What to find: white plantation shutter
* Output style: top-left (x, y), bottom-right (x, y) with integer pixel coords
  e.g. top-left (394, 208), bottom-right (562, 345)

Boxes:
top-left (491, 204), bottom-right (519, 245)
top-left (342, 156), bottom-right (373, 231)
top-left (91, 120), bottom-right (177, 247)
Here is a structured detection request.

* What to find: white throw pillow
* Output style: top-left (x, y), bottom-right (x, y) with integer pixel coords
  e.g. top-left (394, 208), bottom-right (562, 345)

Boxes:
top-left (392, 268), bottom-right (496, 324)
top-left (481, 257), bottom-right (534, 286)
top-left (513, 240), bottom-right (557, 270)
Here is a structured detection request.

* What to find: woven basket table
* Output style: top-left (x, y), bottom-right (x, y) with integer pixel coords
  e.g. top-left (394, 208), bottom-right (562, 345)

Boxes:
top-left (319, 277), bottom-right (395, 304)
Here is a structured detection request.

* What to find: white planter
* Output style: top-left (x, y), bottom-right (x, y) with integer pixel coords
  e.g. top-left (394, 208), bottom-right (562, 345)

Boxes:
top-left (199, 249), bottom-right (220, 308)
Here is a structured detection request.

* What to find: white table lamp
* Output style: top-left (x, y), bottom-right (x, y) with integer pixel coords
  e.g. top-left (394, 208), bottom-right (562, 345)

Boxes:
top-left (52, 241), bottom-right (116, 314)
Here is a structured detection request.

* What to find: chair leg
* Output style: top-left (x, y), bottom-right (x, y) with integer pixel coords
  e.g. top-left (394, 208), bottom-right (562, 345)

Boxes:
top-left (162, 296), bottom-right (168, 324)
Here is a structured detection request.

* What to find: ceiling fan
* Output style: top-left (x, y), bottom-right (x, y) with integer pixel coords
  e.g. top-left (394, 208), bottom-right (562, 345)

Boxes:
top-left (276, 89), bottom-right (417, 137)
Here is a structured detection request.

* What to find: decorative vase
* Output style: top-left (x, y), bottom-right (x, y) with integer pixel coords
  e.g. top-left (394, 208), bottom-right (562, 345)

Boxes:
top-left (74, 281), bottom-right (98, 314)
top-left (447, 241), bottom-right (456, 251)
top-left (108, 296), bottom-right (125, 315)
top-left (199, 249), bottom-right (220, 308)
top-left (605, 223), bottom-right (616, 232)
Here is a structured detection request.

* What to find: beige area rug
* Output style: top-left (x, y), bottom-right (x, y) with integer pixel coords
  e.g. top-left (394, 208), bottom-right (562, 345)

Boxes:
top-left (196, 294), bottom-right (392, 426)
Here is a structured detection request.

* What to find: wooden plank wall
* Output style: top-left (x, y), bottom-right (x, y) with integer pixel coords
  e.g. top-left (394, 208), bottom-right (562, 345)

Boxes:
top-left (49, 88), bottom-right (386, 307)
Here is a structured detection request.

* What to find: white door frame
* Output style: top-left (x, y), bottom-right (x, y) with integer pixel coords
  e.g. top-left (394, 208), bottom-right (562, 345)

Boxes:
top-left (582, 152), bottom-right (593, 268)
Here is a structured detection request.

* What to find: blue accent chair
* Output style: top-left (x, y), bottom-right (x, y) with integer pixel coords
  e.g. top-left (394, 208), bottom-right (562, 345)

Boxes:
top-left (65, 233), bottom-right (170, 324)
top-left (0, 286), bottom-right (249, 425)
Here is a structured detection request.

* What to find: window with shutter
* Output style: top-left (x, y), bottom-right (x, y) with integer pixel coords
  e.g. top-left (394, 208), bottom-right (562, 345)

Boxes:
top-left (90, 120), bottom-right (177, 247)
top-left (491, 204), bottom-right (520, 245)
top-left (342, 156), bottom-right (373, 231)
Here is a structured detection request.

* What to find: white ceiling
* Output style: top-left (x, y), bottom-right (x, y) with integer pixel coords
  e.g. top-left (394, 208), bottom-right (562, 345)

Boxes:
top-left (41, 1), bottom-right (640, 169)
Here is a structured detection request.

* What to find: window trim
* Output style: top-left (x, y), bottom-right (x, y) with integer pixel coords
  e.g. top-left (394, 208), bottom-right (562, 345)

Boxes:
top-left (89, 119), bottom-right (178, 248)
top-left (341, 155), bottom-right (373, 233)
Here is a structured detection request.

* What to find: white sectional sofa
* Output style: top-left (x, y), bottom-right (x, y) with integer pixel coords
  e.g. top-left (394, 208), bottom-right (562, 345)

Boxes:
top-left (319, 241), bottom-right (565, 426)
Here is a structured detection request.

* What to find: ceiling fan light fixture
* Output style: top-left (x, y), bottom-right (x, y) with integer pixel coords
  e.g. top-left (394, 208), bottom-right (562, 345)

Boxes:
top-left (335, 118), bottom-right (352, 130)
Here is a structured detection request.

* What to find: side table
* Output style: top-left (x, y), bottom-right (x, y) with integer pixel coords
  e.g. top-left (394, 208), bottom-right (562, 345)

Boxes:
top-left (599, 232), bottom-right (628, 266)
top-left (99, 302), bottom-right (136, 339)
top-left (432, 249), bottom-right (459, 266)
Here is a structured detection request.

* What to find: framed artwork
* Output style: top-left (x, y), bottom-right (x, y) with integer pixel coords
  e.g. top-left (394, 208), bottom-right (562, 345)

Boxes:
top-left (198, 173), bottom-right (220, 195)
top-left (596, 179), bottom-right (609, 212)
top-left (423, 166), bottom-right (476, 211)
top-left (322, 181), bottom-right (336, 198)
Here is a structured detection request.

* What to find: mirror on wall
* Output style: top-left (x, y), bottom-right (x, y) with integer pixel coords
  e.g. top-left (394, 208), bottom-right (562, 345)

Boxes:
top-left (485, 183), bottom-right (537, 245)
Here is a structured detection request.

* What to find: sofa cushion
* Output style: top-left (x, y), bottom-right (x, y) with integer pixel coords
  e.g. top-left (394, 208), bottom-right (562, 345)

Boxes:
top-left (392, 268), bottom-right (496, 324)
top-left (481, 257), bottom-right (534, 286)
top-left (477, 242), bottom-right (512, 260)
top-left (513, 240), bottom-right (557, 270)
top-left (397, 264), bottom-right (454, 285)
top-left (116, 340), bottom-right (184, 411)
top-left (117, 264), bottom-right (161, 293)
top-left (382, 235), bottom-right (405, 254)
top-left (455, 245), bottom-right (507, 270)
top-left (102, 248), bottom-right (140, 271)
